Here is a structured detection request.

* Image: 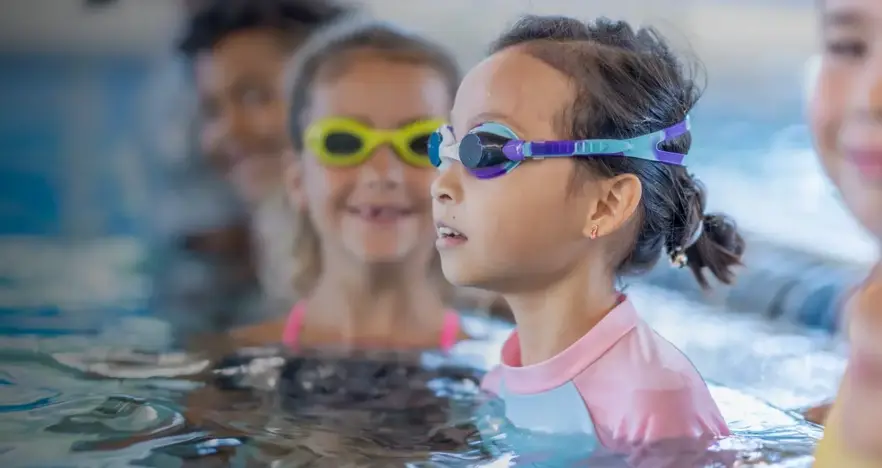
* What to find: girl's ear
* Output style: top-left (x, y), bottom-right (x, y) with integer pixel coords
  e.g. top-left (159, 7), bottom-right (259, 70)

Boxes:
top-left (582, 173), bottom-right (642, 239)
top-left (284, 152), bottom-right (308, 212)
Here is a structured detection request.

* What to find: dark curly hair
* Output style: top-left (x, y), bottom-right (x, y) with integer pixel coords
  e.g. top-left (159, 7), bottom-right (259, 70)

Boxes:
top-left (178, 0), bottom-right (351, 57)
top-left (491, 16), bottom-right (745, 289)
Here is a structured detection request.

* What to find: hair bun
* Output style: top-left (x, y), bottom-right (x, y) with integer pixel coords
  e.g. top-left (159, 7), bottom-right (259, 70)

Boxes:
top-left (701, 214), bottom-right (743, 254)
top-left (683, 212), bottom-right (745, 288)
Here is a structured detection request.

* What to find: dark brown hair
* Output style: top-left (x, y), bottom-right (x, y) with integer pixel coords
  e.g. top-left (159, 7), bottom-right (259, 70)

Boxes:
top-left (491, 15), bottom-right (745, 288)
top-left (178, 0), bottom-right (350, 57)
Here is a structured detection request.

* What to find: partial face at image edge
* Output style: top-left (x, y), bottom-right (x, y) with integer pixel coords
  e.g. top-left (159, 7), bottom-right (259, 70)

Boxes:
top-left (811, 0), bottom-right (882, 240)
top-left (811, 0), bottom-right (882, 460)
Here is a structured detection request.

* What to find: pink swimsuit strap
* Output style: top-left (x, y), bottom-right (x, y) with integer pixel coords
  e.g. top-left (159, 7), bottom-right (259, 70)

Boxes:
top-left (282, 302), bottom-right (461, 352)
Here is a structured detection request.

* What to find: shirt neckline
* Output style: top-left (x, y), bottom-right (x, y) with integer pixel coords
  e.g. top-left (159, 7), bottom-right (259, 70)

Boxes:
top-left (498, 297), bottom-right (639, 394)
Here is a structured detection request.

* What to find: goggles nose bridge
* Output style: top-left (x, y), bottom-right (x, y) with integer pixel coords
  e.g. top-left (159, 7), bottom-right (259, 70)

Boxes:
top-left (368, 129), bottom-right (397, 148)
top-left (429, 125), bottom-right (462, 167)
top-left (442, 141), bottom-right (462, 162)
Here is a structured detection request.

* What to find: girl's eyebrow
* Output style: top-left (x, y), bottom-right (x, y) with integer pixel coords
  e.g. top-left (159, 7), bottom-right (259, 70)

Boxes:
top-left (467, 111), bottom-right (509, 128)
top-left (465, 111), bottom-right (527, 135)
top-left (823, 8), bottom-right (864, 28)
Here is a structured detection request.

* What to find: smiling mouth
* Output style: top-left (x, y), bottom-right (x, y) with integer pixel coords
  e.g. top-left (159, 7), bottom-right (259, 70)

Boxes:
top-left (847, 150), bottom-right (882, 178)
top-left (346, 206), bottom-right (415, 223)
top-left (435, 224), bottom-right (467, 240)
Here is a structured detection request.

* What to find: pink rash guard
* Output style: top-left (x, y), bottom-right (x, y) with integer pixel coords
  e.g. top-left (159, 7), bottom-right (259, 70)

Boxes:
top-left (481, 296), bottom-right (729, 453)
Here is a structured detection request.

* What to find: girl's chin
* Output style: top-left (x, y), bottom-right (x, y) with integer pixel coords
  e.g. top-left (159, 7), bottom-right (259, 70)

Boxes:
top-left (337, 216), bottom-right (430, 264)
top-left (341, 239), bottom-right (426, 265)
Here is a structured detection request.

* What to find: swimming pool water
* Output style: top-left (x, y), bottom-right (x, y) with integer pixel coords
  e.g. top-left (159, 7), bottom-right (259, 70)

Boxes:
top-left (0, 283), bottom-right (844, 467)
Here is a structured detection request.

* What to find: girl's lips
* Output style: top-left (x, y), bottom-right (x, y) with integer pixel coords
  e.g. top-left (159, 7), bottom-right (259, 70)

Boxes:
top-left (434, 222), bottom-right (467, 249)
top-left (846, 149), bottom-right (882, 179)
top-left (345, 206), bottom-right (414, 224)
top-left (435, 235), bottom-right (468, 249)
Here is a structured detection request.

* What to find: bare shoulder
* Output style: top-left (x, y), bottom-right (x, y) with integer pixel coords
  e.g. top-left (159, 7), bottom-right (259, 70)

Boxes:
top-left (230, 317), bottom-right (287, 347)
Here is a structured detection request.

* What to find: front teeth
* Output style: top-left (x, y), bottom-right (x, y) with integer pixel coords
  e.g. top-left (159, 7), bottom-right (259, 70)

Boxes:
top-left (437, 226), bottom-right (460, 237)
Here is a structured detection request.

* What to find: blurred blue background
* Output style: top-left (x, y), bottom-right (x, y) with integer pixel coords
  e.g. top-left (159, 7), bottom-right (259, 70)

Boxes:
top-left (0, 0), bottom-right (873, 337)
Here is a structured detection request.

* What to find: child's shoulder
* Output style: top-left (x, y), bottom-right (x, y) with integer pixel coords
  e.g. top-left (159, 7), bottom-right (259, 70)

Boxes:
top-left (575, 321), bottom-right (727, 444)
top-left (229, 316), bottom-right (288, 348)
top-left (576, 318), bottom-right (709, 398)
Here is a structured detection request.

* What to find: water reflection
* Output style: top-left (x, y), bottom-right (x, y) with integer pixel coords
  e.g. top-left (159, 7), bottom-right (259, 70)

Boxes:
top-left (180, 348), bottom-right (823, 466)
top-left (195, 349), bottom-right (488, 465)
top-left (0, 334), bottom-right (829, 467)
top-left (0, 282), bottom-right (842, 467)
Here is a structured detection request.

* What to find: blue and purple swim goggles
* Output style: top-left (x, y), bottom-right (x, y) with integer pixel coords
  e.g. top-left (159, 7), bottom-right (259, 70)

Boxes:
top-left (427, 116), bottom-right (691, 179)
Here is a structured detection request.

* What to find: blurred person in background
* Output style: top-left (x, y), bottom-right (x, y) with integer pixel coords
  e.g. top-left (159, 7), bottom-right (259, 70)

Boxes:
top-left (185, 20), bottom-right (480, 447)
top-left (804, 1), bottom-right (882, 464)
top-left (154, 0), bottom-right (349, 344)
top-left (233, 18), bottom-right (475, 350)
top-left (182, 0), bottom-right (348, 206)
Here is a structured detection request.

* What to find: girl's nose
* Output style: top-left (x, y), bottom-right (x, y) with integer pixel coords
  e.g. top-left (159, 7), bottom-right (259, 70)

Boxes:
top-left (363, 145), bottom-right (404, 191)
top-left (431, 162), bottom-right (462, 204)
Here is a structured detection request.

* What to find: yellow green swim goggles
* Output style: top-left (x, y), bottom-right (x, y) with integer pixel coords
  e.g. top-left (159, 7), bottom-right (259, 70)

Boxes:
top-left (304, 117), bottom-right (445, 168)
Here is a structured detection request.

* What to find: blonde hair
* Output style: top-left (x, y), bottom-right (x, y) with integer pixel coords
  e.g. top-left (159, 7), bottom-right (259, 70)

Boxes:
top-left (289, 206), bottom-right (322, 296)
top-left (285, 17), bottom-right (462, 300)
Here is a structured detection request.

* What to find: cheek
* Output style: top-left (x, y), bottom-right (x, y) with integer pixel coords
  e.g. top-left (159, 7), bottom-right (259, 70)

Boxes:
top-left (199, 123), bottom-right (231, 172)
top-left (302, 160), bottom-right (352, 221)
top-left (465, 178), bottom-right (564, 254)
top-left (200, 122), bottom-right (222, 155)
top-left (259, 101), bottom-right (289, 136)
top-left (236, 102), bottom-right (286, 143)
top-left (406, 170), bottom-right (438, 232)
top-left (809, 72), bottom-right (846, 176)
top-left (406, 169), bottom-right (437, 201)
